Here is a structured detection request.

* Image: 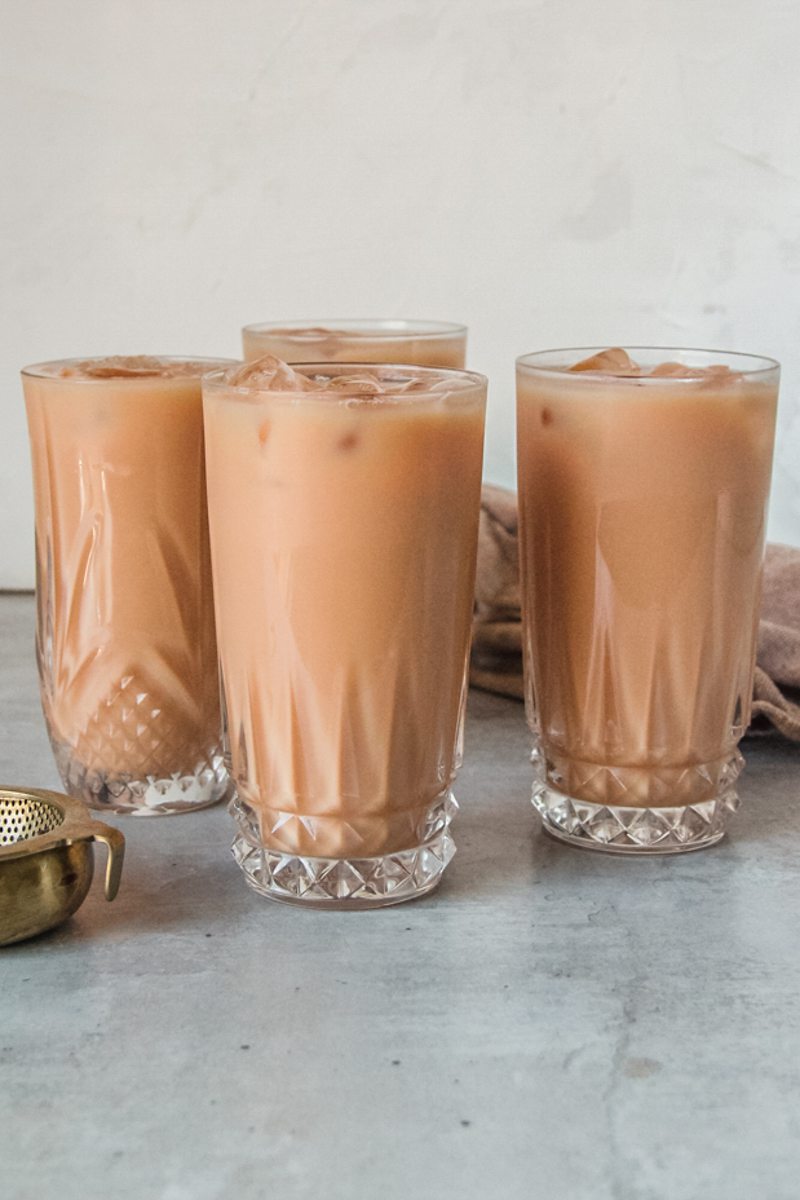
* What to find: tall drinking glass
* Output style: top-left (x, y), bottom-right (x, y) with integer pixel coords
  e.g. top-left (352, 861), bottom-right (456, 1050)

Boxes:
top-left (241, 319), bottom-right (467, 369)
top-left (516, 347), bottom-right (779, 853)
top-left (203, 360), bottom-right (486, 906)
top-left (22, 356), bottom-right (233, 815)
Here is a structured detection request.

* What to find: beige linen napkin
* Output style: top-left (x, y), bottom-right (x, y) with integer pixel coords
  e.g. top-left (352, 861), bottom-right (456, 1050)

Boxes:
top-left (471, 484), bottom-right (800, 740)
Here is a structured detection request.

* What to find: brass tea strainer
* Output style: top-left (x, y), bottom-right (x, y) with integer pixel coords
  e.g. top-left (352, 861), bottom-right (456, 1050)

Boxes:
top-left (0, 786), bottom-right (124, 946)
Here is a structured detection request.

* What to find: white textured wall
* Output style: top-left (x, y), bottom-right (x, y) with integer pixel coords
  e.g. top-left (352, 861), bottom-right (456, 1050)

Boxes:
top-left (2, 0), bottom-right (799, 586)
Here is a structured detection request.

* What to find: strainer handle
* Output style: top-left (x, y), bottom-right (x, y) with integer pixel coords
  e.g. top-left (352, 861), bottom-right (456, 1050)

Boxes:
top-left (89, 822), bottom-right (125, 900)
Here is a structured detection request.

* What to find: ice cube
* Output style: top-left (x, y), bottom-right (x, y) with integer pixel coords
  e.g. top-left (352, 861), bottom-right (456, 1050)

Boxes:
top-left (649, 361), bottom-right (692, 377)
top-left (649, 361), bottom-right (737, 382)
top-left (698, 363), bottom-right (736, 381)
top-left (568, 348), bottom-right (640, 376)
top-left (325, 374), bottom-right (383, 395)
top-left (226, 355), bottom-right (318, 391)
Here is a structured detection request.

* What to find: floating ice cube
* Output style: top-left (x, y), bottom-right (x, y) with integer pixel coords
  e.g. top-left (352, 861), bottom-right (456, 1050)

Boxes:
top-left (226, 355), bottom-right (318, 391)
top-left (569, 348), bottom-right (640, 376)
top-left (649, 361), bottom-right (736, 381)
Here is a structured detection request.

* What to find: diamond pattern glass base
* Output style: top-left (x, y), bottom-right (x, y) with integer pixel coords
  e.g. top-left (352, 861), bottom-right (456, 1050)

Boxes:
top-left (530, 742), bottom-right (743, 854)
top-left (52, 738), bottom-right (231, 816)
top-left (230, 792), bottom-right (457, 909)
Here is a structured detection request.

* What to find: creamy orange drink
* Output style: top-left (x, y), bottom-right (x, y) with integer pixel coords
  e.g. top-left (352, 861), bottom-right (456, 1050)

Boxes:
top-left (516, 347), bottom-right (779, 853)
top-left (242, 319), bottom-right (467, 369)
top-left (203, 356), bottom-right (486, 906)
top-left (23, 356), bottom-right (233, 815)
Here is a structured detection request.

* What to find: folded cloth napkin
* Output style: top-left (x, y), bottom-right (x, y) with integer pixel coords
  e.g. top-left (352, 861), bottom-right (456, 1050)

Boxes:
top-left (470, 484), bottom-right (800, 740)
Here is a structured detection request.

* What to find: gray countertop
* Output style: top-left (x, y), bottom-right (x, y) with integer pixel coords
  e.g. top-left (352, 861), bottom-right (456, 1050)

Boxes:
top-left (1, 592), bottom-right (799, 1200)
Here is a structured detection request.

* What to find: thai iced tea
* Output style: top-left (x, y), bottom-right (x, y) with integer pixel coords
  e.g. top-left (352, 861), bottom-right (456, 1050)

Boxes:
top-left (516, 347), bottom-right (779, 852)
top-left (203, 357), bottom-right (486, 905)
top-left (23, 356), bottom-right (232, 814)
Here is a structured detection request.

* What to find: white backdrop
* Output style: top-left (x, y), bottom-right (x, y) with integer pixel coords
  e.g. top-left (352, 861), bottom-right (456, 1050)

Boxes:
top-left (2, 0), bottom-right (799, 587)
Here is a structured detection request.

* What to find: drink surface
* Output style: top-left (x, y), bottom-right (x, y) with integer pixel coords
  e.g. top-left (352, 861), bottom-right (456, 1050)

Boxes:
top-left (23, 357), bottom-right (230, 794)
top-left (204, 358), bottom-right (486, 856)
top-left (517, 348), bottom-right (778, 807)
top-left (40, 356), bottom-right (224, 379)
top-left (242, 322), bottom-right (467, 369)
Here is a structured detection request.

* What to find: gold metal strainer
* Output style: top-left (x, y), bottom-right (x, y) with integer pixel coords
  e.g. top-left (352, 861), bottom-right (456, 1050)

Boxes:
top-left (0, 786), bottom-right (124, 946)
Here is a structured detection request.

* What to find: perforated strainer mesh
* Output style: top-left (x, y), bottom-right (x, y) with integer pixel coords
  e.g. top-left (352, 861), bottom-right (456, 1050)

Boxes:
top-left (0, 795), bottom-right (63, 844)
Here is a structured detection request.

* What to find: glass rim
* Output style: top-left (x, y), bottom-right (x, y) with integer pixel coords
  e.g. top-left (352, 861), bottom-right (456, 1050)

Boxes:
top-left (203, 360), bottom-right (487, 405)
top-left (516, 345), bottom-right (780, 380)
top-left (242, 318), bottom-right (468, 341)
top-left (21, 355), bottom-right (237, 382)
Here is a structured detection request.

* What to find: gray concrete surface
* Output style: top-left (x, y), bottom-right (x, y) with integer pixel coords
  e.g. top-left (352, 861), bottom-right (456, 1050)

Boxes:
top-left (1, 592), bottom-right (799, 1200)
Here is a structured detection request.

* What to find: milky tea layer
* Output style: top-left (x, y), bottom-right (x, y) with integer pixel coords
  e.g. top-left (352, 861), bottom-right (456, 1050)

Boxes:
top-left (516, 349), bottom-right (778, 808)
top-left (242, 325), bottom-right (466, 369)
top-left (204, 358), bottom-right (486, 857)
top-left (23, 357), bottom-right (229, 781)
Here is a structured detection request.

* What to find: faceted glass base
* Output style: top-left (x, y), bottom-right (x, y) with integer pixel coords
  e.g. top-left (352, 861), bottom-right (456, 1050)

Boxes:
top-left (230, 792), bottom-right (458, 909)
top-left (530, 743), bottom-right (744, 854)
top-left (52, 738), bottom-right (231, 816)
